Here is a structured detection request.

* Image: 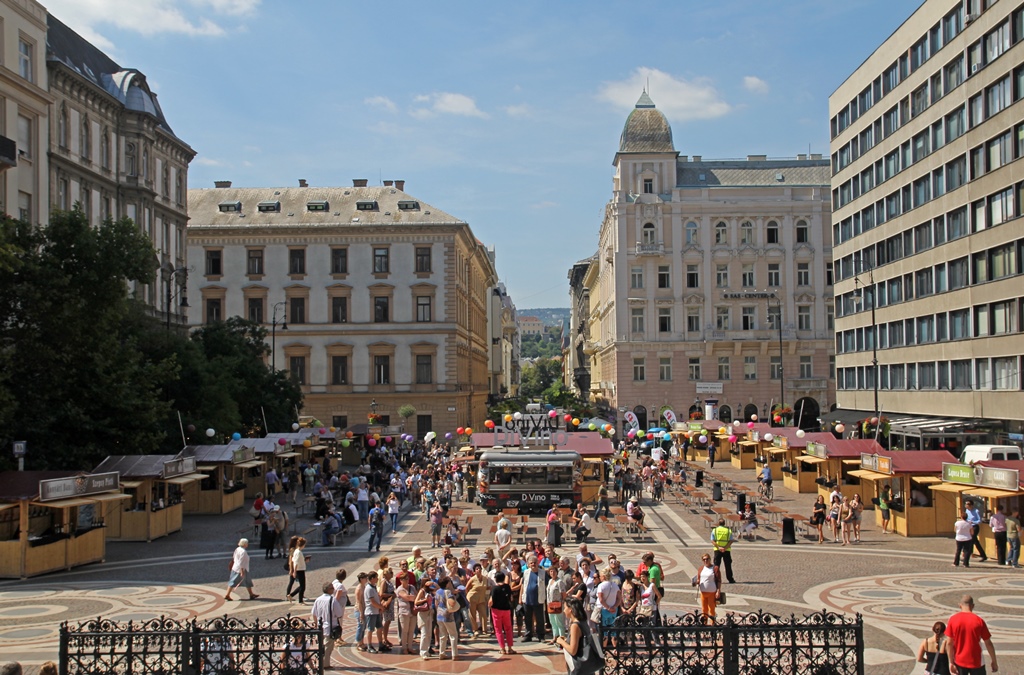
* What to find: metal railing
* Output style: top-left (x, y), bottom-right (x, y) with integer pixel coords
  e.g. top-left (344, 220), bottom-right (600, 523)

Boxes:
top-left (600, 609), bottom-right (863, 675)
top-left (59, 614), bottom-right (324, 675)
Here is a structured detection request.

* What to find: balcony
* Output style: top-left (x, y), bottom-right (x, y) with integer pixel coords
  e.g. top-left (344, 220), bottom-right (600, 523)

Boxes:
top-left (635, 242), bottom-right (665, 255)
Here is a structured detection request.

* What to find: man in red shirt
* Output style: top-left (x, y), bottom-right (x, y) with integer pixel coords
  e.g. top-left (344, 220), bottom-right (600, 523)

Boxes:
top-left (945, 595), bottom-right (998, 675)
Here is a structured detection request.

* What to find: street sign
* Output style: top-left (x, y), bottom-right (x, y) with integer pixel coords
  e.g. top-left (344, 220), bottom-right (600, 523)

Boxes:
top-left (447, 406), bottom-right (456, 412)
top-left (12, 441), bottom-right (26, 458)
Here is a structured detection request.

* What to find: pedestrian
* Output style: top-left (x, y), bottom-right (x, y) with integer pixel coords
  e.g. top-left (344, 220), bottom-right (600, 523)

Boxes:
top-left (357, 483), bottom-right (370, 522)
top-left (465, 563), bottom-right (491, 637)
top-left (225, 538), bottom-right (259, 601)
top-left (387, 492), bottom-right (401, 533)
top-left (1007, 509), bottom-right (1021, 568)
top-left (710, 519), bottom-right (737, 583)
top-left (520, 554), bottom-right (547, 642)
top-left (827, 495), bottom-right (842, 543)
top-left (287, 538), bottom-right (309, 604)
top-left (377, 566), bottom-right (396, 651)
top-left (989, 505), bottom-right (1007, 566)
top-left (331, 569), bottom-right (349, 646)
top-left (199, 634), bottom-right (235, 674)
top-left (546, 564), bottom-right (566, 646)
top-left (414, 578), bottom-right (436, 660)
top-left (489, 571), bottom-right (515, 655)
top-left (573, 504), bottom-right (593, 543)
top-left (429, 502), bottom-right (444, 548)
top-left (596, 484), bottom-right (610, 521)
top-left (362, 571), bottom-right (385, 653)
top-left (953, 511), bottom-right (974, 568)
top-left (368, 500), bottom-right (385, 552)
top-left (434, 577), bottom-right (459, 661)
top-left (839, 496), bottom-right (854, 546)
top-left (494, 522), bottom-right (512, 558)
top-left (692, 553), bottom-right (721, 624)
top-left (38, 664), bottom-right (57, 675)
top-left (811, 495), bottom-right (826, 544)
top-left (310, 582), bottom-right (343, 671)
top-left (944, 595), bottom-right (998, 675)
top-left (265, 467), bottom-right (278, 498)
top-left (964, 500), bottom-right (987, 561)
top-left (916, 620), bottom-right (950, 675)
top-left (395, 569), bottom-right (417, 655)
top-left (354, 572), bottom-right (368, 649)
top-left (555, 597), bottom-right (603, 675)
top-left (273, 506), bottom-right (290, 559)
top-left (284, 536), bottom-right (300, 599)
top-left (280, 630), bottom-right (310, 675)
top-left (644, 552), bottom-right (665, 619)
top-left (638, 569), bottom-right (660, 621)
top-left (850, 493), bottom-right (864, 543)
top-left (708, 444), bottom-right (716, 468)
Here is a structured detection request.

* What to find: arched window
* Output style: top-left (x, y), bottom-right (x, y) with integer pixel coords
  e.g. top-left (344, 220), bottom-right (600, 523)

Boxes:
top-left (142, 146), bottom-right (149, 180)
top-left (175, 172), bottom-right (183, 205)
top-left (719, 405), bottom-right (733, 423)
top-left (80, 115), bottom-right (91, 160)
top-left (125, 142), bottom-right (137, 176)
top-left (57, 105), bottom-right (68, 148)
top-left (715, 221), bottom-right (729, 245)
top-left (743, 403), bottom-right (760, 422)
top-left (162, 165), bottom-right (170, 197)
top-left (796, 219), bottom-right (809, 243)
top-left (740, 221), bottom-right (754, 244)
top-left (101, 128), bottom-right (110, 169)
top-left (642, 223), bottom-right (656, 244)
top-left (685, 221), bottom-right (699, 244)
top-left (766, 220), bottom-right (779, 244)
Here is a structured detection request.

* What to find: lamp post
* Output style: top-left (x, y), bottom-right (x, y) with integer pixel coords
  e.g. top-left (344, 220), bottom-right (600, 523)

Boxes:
top-left (768, 292), bottom-right (784, 424)
top-left (164, 265), bottom-right (189, 330)
top-left (271, 301), bottom-right (287, 371)
top-left (853, 258), bottom-right (879, 416)
top-left (371, 399), bottom-right (378, 415)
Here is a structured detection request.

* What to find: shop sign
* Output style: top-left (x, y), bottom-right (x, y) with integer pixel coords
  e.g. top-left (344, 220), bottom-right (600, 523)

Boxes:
top-left (805, 442), bottom-right (827, 458)
top-left (232, 446), bottom-right (255, 464)
top-left (942, 462), bottom-right (1020, 491)
top-left (688, 422), bottom-right (705, 433)
top-left (162, 456), bottom-right (197, 479)
top-left (695, 382), bottom-right (724, 394)
top-left (39, 472), bottom-right (120, 502)
top-left (773, 436), bottom-right (789, 450)
top-left (860, 453), bottom-right (892, 474)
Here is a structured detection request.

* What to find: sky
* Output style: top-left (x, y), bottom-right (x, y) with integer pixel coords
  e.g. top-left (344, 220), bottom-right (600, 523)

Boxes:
top-left (44, 0), bottom-right (923, 309)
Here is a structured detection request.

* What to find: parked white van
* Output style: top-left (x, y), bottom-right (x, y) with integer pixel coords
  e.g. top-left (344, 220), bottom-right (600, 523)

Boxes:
top-left (959, 444), bottom-right (1022, 463)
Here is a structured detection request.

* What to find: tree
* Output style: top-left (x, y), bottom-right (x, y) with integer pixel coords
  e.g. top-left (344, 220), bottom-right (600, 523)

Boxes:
top-left (520, 357), bottom-right (562, 399)
top-left (398, 404), bottom-right (417, 427)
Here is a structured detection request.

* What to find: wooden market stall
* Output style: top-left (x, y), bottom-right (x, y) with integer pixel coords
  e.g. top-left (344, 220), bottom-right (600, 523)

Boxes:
top-left (232, 438), bottom-right (294, 499)
top-left (0, 471), bottom-right (127, 579)
top-left (177, 444), bottom-right (260, 514)
top-left (770, 432), bottom-right (837, 494)
top-left (847, 450), bottom-right (952, 536)
top-left (93, 455), bottom-right (204, 542)
top-left (795, 438), bottom-right (884, 500)
top-left (935, 460), bottom-right (1024, 558)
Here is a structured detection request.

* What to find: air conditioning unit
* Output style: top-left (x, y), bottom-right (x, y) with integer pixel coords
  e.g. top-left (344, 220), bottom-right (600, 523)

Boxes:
top-left (971, 63), bottom-right (980, 74)
top-left (966, 12), bottom-right (979, 23)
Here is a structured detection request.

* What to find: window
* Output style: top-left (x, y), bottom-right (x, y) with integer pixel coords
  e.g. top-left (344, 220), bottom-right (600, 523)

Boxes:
top-left (685, 221), bottom-right (699, 244)
top-left (57, 105), bottom-right (68, 149)
top-left (18, 39), bottom-right (33, 81)
top-left (975, 304), bottom-right (990, 337)
top-left (986, 76), bottom-right (1012, 117)
top-left (332, 296), bottom-right (348, 323)
top-left (374, 296), bottom-right (390, 323)
top-left (994, 356), bottom-right (1018, 390)
top-left (633, 357), bottom-right (646, 382)
top-left (631, 307), bottom-right (644, 333)
top-left (688, 358), bottom-right (701, 381)
top-left (686, 265), bottom-right (699, 288)
top-left (289, 297), bottom-right (306, 324)
top-left (770, 356), bottom-right (782, 380)
top-left (416, 296), bottom-right (432, 322)
top-left (415, 246), bottom-right (432, 273)
top-left (373, 247), bottom-right (390, 273)
top-left (80, 116), bottom-right (91, 160)
top-left (986, 20), bottom-right (1011, 63)
top-left (716, 264), bottom-right (729, 287)
top-left (741, 264), bottom-right (755, 288)
top-left (766, 221), bottom-right (779, 244)
top-left (740, 221), bottom-right (754, 244)
top-left (987, 131), bottom-right (1013, 173)
top-left (952, 359), bottom-right (972, 389)
top-left (744, 356), bottom-right (757, 380)
top-left (658, 307), bottom-right (671, 333)
top-left (795, 220), bottom-right (809, 243)
top-left (631, 267), bottom-right (644, 289)
top-left (799, 355), bottom-right (812, 378)
top-left (715, 306), bottom-right (730, 330)
top-left (797, 305), bottom-right (811, 331)
top-left (642, 223), bottom-right (656, 244)
top-left (206, 298), bottom-right (222, 324)
top-left (976, 359), bottom-right (992, 390)
top-left (205, 249), bottom-right (222, 276)
top-left (946, 107), bottom-right (965, 142)
top-left (416, 355), bottom-right (433, 384)
top-left (659, 357), bottom-right (671, 381)
top-left (125, 142), bottom-right (138, 176)
top-left (950, 309), bottom-right (970, 339)
top-left (247, 249), bottom-right (264, 275)
top-left (289, 249), bottom-right (306, 275)
top-left (57, 177), bottom-right (69, 211)
top-left (658, 265), bottom-right (670, 289)
top-left (992, 300), bottom-right (1015, 334)
top-left (918, 315), bottom-right (935, 343)
top-left (717, 357), bottom-right (731, 380)
top-left (797, 263), bottom-right (810, 286)
top-left (767, 263), bottom-right (780, 287)
top-left (289, 356), bottom-right (307, 385)
top-left (240, 297), bottom-right (261, 324)
top-left (829, 355), bottom-right (836, 380)
top-left (331, 356), bottom-right (349, 385)
top-left (827, 305), bottom-right (834, 330)
top-left (742, 306), bottom-right (756, 330)
top-left (946, 156), bottom-right (966, 190)
top-left (643, 178), bottom-right (654, 194)
top-left (331, 248), bottom-right (348, 274)
top-left (687, 308), bottom-right (701, 333)
top-left (990, 188), bottom-right (1015, 227)
top-left (374, 355), bottom-right (391, 384)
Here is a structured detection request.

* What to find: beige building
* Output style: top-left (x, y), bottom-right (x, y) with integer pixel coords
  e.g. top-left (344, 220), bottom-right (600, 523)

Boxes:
top-left (830, 0), bottom-right (1024, 447)
top-left (0, 0), bottom-right (51, 221)
top-left (578, 92), bottom-right (835, 431)
top-left (519, 315), bottom-right (544, 336)
top-left (46, 14), bottom-right (195, 326)
top-left (187, 180), bottom-right (498, 436)
top-left (487, 278), bottom-right (521, 399)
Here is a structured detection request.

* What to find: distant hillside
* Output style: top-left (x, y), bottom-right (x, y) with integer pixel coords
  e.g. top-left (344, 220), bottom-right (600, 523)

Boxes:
top-left (521, 307), bottom-right (570, 327)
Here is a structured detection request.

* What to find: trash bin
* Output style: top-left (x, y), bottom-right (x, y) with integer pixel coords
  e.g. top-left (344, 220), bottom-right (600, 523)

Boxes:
top-left (781, 517), bottom-right (797, 544)
top-left (695, 470), bottom-right (704, 488)
top-left (712, 482), bottom-right (723, 502)
top-left (736, 492), bottom-right (746, 513)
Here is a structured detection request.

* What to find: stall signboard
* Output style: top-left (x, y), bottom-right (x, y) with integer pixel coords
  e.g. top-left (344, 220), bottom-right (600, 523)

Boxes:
top-left (942, 463), bottom-right (1020, 491)
top-left (232, 446), bottom-right (256, 464)
top-left (805, 442), bottom-right (827, 458)
top-left (688, 422), bottom-right (704, 433)
top-left (162, 456), bottom-right (197, 479)
top-left (39, 472), bottom-right (120, 502)
top-left (860, 453), bottom-right (893, 475)
top-left (367, 425), bottom-right (385, 437)
top-left (772, 436), bottom-right (790, 450)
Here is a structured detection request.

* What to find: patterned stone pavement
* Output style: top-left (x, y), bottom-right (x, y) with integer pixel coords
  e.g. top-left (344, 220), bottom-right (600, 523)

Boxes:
top-left (1, 460), bottom-right (1021, 674)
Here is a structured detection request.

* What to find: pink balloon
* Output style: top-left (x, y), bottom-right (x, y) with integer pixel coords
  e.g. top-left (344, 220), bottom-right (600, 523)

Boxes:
top-left (319, 427), bottom-right (327, 434)
top-left (627, 430), bottom-right (636, 438)
top-left (277, 438), bottom-right (288, 445)
top-left (548, 410), bottom-right (557, 418)
top-left (747, 422), bottom-right (755, 429)
top-left (728, 435), bottom-right (737, 443)
top-left (385, 436), bottom-right (392, 443)
top-left (368, 438), bottom-right (377, 446)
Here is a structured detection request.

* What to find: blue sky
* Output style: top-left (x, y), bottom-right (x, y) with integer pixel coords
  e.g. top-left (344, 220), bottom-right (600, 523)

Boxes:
top-left (46, 0), bottom-right (922, 309)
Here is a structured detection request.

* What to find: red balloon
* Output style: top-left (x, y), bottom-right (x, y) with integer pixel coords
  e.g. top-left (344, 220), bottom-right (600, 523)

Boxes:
top-left (563, 414), bottom-right (572, 422)
top-left (277, 438), bottom-right (287, 445)
top-left (457, 427), bottom-right (465, 435)
top-left (484, 420), bottom-right (495, 429)
top-left (318, 427), bottom-right (327, 434)
top-left (774, 415), bottom-right (782, 423)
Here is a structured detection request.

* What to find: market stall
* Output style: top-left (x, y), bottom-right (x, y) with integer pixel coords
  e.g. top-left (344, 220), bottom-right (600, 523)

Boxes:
top-left (795, 438), bottom-right (883, 500)
top-left (775, 432), bottom-right (841, 494)
top-left (847, 450), bottom-right (952, 536)
top-left (936, 460), bottom-right (1024, 557)
top-left (231, 438), bottom-right (292, 499)
top-left (93, 455), bottom-right (204, 542)
top-left (177, 444), bottom-right (259, 514)
top-left (0, 471), bottom-right (127, 579)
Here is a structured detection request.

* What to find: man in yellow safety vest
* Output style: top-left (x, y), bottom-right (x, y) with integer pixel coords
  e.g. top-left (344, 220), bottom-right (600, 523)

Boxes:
top-left (710, 519), bottom-right (737, 583)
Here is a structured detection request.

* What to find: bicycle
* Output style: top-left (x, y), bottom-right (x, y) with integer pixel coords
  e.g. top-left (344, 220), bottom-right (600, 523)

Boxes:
top-left (758, 478), bottom-right (774, 502)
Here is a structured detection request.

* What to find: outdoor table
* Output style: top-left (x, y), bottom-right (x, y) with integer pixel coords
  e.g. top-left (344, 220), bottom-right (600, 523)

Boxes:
top-left (725, 514), bottom-right (744, 532)
top-left (763, 505), bottom-right (787, 523)
top-left (711, 506), bottom-right (733, 516)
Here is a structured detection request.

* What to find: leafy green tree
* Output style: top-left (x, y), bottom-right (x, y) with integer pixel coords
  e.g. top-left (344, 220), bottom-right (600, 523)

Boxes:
top-left (520, 357), bottom-right (562, 399)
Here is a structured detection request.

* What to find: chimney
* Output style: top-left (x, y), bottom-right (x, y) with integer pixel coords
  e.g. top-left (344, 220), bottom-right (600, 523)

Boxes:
top-left (298, 179), bottom-right (308, 187)
top-left (214, 180), bottom-right (232, 188)
top-left (395, 180), bottom-right (405, 191)
top-left (383, 180), bottom-right (394, 187)
top-left (692, 155), bottom-right (701, 162)
top-left (353, 178), bottom-right (368, 187)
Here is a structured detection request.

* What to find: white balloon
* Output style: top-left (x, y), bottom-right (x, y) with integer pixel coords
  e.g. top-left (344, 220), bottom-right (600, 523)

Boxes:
top-left (796, 429), bottom-right (806, 438)
top-left (513, 411), bottom-right (523, 421)
top-left (835, 424), bottom-right (846, 434)
top-left (764, 433), bottom-right (774, 442)
top-left (732, 420), bottom-right (741, 428)
top-left (205, 428), bottom-right (215, 437)
top-left (751, 414), bottom-right (759, 421)
top-left (291, 422), bottom-right (300, 431)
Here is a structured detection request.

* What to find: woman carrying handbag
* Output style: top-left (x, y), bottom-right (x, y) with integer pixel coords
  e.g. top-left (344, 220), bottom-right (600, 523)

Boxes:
top-left (916, 621), bottom-right (950, 675)
top-left (556, 597), bottom-right (605, 675)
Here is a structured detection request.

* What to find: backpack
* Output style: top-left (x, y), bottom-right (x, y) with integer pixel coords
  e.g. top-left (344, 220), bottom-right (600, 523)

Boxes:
top-left (373, 507), bottom-right (385, 527)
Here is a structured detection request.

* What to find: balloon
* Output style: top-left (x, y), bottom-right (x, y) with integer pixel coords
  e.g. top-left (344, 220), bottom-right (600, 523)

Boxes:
top-left (835, 424), bottom-right (846, 433)
top-left (206, 428), bottom-right (215, 437)
top-left (698, 435), bottom-right (708, 443)
top-left (548, 410), bottom-right (557, 418)
top-left (870, 417), bottom-right (879, 424)
top-left (747, 422), bottom-right (755, 429)
top-left (751, 414), bottom-right (758, 422)
top-left (774, 415), bottom-right (782, 423)
top-left (445, 432), bottom-right (452, 439)
top-left (503, 414), bottom-right (512, 423)
top-left (572, 418), bottom-right (580, 426)
top-left (341, 439), bottom-right (350, 447)
top-left (627, 430), bottom-right (636, 438)
top-left (292, 422), bottom-right (300, 431)
top-left (277, 438), bottom-right (288, 445)
top-left (719, 427), bottom-right (727, 435)
top-left (346, 431), bottom-right (353, 439)
top-left (663, 432), bottom-right (672, 440)
top-left (733, 420), bottom-right (741, 428)
top-left (186, 424), bottom-right (196, 433)
top-left (231, 432), bottom-right (241, 441)
top-left (457, 427), bottom-right (465, 435)
top-left (564, 414), bottom-right (572, 422)
top-left (465, 427), bottom-right (473, 435)
top-left (319, 427), bottom-right (326, 435)
top-left (373, 433), bottom-right (381, 441)
top-left (764, 433), bottom-right (774, 442)
top-left (368, 438), bottom-right (376, 446)
top-left (485, 420), bottom-right (495, 429)
top-left (728, 435), bottom-right (738, 443)
top-left (329, 426), bottom-right (336, 432)
top-left (513, 412), bottom-right (523, 421)
top-left (796, 429), bottom-right (806, 438)
top-left (385, 436), bottom-right (392, 443)
top-left (303, 439), bottom-right (312, 447)
top-left (588, 423), bottom-right (596, 430)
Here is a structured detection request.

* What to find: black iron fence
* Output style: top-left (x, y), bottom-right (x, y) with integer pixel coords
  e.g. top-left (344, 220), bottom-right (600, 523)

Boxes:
top-left (599, 610), bottom-right (863, 675)
top-left (59, 615), bottom-right (324, 675)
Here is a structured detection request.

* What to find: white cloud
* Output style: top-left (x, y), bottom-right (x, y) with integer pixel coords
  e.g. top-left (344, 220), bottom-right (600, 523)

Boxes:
top-left (598, 67), bottom-right (731, 122)
top-left (364, 96), bottom-right (397, 112)
top-left (409, 92), bottom-right (488, 119)
top-left (195, 156), bottom-right (225, 167)
top-left (504, 104), bottom-right (531, 118)
top-left (743, 76), bottom-right (770, 94)
top-left (530, 200), bottom-right (558, 209)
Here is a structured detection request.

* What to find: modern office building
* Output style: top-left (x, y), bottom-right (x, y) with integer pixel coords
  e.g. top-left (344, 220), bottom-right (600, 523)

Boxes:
top-left (830, 0), bottom-right (1024, 447)
top-left (187, 180), bottom-right (499, 435)
top-left (577, 92), bottom-right (835, 431)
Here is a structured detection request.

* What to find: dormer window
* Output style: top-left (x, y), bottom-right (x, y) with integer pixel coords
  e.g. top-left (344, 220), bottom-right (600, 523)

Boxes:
top-left (307, 200), bottom-right (329, 212)
top-left (356, 200), bottom-right (378, 211)
top-left (643, 178), bottom-right (654, 194)
top-left (397, 200), bottom-right (419, 211)
top-left (218, 201), bottom-right (241, 213)
top-left (258, 201), bottom-right (280, 212)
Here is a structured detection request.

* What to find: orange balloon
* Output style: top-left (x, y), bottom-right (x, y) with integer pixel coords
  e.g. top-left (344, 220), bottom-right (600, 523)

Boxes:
top-left (373, 433), bottom-right (381, 440)
top-left (346, 431), bottom-right (353, 438)
top-left (465, 427), bottom-right (473, 435)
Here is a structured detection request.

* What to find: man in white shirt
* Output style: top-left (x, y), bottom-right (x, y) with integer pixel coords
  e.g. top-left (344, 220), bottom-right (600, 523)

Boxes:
top-left (829, 487), bottom-right (843, 505)
top-left (311, 582), bottom-right (343, 670)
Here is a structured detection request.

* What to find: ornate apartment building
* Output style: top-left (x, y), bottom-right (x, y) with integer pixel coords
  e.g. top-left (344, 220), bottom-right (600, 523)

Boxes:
top-left (830, 0), bottom-right (1024, 446)
top-left (574, 93), bottom-right (836, 431)
top-left (187, 181), bottom-right (498, 435)
top-left (487, 278), bottom-right (521, 399)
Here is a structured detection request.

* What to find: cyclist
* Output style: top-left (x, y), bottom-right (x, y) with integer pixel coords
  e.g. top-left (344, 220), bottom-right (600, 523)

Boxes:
top-left (758, 464), bottom-right (773, 500)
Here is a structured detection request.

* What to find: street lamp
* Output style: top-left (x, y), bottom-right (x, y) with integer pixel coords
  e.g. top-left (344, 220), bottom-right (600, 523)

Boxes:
top-left (768, 292), bottom-right (784, 424)
top-left (371, 399), bottom-right (378, 414)
top-left (271, 301), bottom-right (287, 370)
top-left (164, 265), bottom-right (189, 330)
top-left (853, 257), bottom-right (879, 417)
